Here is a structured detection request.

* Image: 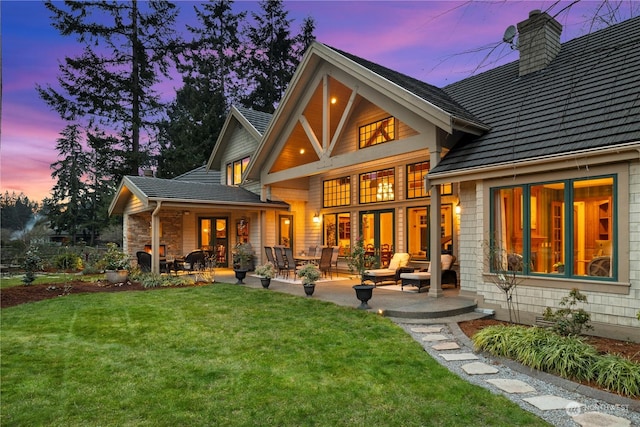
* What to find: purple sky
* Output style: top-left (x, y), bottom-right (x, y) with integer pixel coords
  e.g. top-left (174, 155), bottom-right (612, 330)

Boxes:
top-left (2, 1), bottom-right (637, 202)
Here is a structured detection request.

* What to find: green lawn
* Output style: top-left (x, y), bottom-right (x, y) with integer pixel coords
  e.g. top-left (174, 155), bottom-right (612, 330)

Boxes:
top-left (1, 284), bottom-right (549, 426)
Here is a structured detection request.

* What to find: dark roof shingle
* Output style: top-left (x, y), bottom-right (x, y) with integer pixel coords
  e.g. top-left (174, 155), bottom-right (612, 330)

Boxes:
top-left (433, 16), bottom-right (640, 174)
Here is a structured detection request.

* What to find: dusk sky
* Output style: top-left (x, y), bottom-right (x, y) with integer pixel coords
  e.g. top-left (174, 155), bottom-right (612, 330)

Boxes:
top-left (2, 1), bottom-right (637, 202)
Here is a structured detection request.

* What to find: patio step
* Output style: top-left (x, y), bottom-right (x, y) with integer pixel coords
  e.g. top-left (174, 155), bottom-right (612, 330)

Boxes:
top-left (386, 309), bottom-right (494, 324)
top-left (380, 299), bottom-right (478, 319)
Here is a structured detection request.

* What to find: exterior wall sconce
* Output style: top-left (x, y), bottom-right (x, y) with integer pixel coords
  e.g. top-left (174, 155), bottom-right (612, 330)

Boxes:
top-left (312, 213), bottom-right (321, 223)
top-left (455, 204), bottom-right (461, 215)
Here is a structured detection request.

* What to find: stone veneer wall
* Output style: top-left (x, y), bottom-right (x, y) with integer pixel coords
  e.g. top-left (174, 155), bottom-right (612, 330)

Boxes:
top-left (125, 210), bottom-right (184, 265)
top-left (460, 166), bottom-right (640, 341)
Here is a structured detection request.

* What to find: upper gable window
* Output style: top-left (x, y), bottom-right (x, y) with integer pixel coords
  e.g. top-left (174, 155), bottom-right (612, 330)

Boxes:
top-left (226, 156), bottom-right (250, 185)
top-left (359, 117), bottom-right (395, 149)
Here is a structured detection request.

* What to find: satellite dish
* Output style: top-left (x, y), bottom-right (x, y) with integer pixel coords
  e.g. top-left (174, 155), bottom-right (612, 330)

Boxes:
top-left (503, 25), bottom-right (517, 43)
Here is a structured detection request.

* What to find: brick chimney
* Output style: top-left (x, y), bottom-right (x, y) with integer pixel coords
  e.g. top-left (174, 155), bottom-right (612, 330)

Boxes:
top-left (517, 10), bottom-right (562, 76)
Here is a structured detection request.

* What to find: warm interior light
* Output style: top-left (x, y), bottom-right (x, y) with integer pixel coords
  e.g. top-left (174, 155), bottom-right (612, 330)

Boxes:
top-left (330, 97), bottom-right (337, 104)
top-left (312, 213), bottom-right (320, 223)
top-left (284, 219), bottom-right (290, 225)
top-left (299, 148), bottom-right (305, 154)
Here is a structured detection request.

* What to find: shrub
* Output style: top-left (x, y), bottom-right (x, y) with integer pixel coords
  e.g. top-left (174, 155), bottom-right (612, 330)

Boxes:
top-left (138, 272), bottom-right (195, 288)
top-left (98, 243), bottom-right (130, 271)
top-left (255, 262), bottom-right (276, 279)
top-left (542, 288), bottom-right (593, 336)
top-left (591, 354), bottom-right (640, 397)
top-left (472, 324), bottom-right (639, 397)
top-left (21, 247), bottom-right (42, 285)
top-left (53, 252), bottom-right (83, 271)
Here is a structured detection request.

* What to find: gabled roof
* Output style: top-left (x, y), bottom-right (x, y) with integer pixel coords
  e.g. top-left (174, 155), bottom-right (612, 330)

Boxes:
top-left (206, 105), bottom-right (272, 170)
top-left (326, 46), bottom-right (485, 130)
top-left (109, 176), bottom-right (287, 215)
top-left (431, 16), bottom-right (640, 176)
top-left (174, 166), bottom-right (221, 184)
top-left (245, 42), bottom-right (489, 182)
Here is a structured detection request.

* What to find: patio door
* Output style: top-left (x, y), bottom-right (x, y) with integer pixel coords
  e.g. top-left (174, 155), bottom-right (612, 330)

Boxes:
top-left (359, 210), bottom-right (394, 267)
top-left (199, 217), bottom-right (228, 267)
top-left (279, 215), bottom-right (294, 248)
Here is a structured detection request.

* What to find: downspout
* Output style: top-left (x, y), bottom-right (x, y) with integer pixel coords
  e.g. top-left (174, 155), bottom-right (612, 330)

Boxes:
top-left (151, 201), bottom-right (162, 274)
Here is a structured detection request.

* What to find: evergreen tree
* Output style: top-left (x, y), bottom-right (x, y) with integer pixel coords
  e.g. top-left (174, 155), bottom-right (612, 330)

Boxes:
top-left (241, 0), bottom-right (315, 113)
top-left (157, 0), bottom-right (244, 178)
top-left (36, 0), bottom-right (179, 180)
top-left (46, 124), bottom-right (91, 244)
top-left (0, 192), bottom-right (39, 233)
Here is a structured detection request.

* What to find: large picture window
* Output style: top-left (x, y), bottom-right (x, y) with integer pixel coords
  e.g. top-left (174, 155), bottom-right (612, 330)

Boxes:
top-left (359, 117), bottom-right (395, 148)
top-left (491, 176), bottom-right (615, 279)
top-left (323, 177), bottom-right (351, 207)
top-left (360, 168), bottom-right (394, 204)
top-left (226, 156), bottom-right (250, 185)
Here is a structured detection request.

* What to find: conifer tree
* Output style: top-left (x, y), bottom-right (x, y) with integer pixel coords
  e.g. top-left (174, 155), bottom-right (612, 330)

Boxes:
top-left (37, 0), bottom-right (179, 179)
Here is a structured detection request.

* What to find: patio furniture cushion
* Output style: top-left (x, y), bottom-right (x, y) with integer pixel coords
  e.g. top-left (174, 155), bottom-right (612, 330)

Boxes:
top-left (362, 253), bottom-right (411, 285)
top-left (400, 271), bottom-right (430, 292)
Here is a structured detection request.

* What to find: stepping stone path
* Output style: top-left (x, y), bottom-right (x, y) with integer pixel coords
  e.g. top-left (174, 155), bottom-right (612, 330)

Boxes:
top-left (406, 324), bottom-right (636, 427)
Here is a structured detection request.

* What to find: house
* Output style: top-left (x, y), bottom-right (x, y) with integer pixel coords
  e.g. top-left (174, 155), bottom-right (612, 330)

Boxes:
top-left (110, 11), bottom-right (639, 341)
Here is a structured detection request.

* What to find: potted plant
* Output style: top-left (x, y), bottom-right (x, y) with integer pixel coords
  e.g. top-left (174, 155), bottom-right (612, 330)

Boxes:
top-left (255, 261), bottom-right (276, 288)
top-left (553, 262), bottom-right (565, 273)
top-left (346, 236), bottom-right (376, 309)
top-left (297, 263), bottom-right (321, 296)
top-left (100, 242), bottom-right (130, 283)
top-left (233, 242), bottom-right (254, 284)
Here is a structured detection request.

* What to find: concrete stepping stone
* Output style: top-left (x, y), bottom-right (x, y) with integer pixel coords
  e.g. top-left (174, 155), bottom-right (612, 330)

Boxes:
top-left (461, 362), bottom-right (499, 375)
top-left (422, 334), bottom-right (448, 342)
top-left (411, 326), bottom-right (442, 333)
top-left (486, 378), bottom-right (535, 393)
top-left (572, 411), bottom-right (631, 427)
top-left (440, 352), bottom-right (479, 361)
top-left (523, 395), bottom-right (583, 411)
top-left (432, 341), bottom-right (460, 350)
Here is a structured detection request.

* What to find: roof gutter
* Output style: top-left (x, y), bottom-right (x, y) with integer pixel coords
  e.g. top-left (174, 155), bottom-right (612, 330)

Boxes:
top-left (146, 197), bottom-right (289, 210)
top-left (428, 142), bottom-right (640, 184)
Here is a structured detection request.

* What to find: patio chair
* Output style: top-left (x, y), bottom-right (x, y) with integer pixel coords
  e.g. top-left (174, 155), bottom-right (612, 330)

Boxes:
top-left (175, 250), bottom-right (206, 274)
top-left (588, 256), bottom-right (611, 277)
top-left (136, 251), bottom-right (151, 272)
top-left (282, 247), bottom-right (298, 279)
top-left (318, 246), bottom-right (334, 279)
top-left (330, 246), bottom-right (340, 275)
top-left (264, 246), bottom-right (276, 265)
top-left (400, 254), bottom-right (458, 292)
top-left (362, 253), bottom-right (411, 286)
top-left (273, 246), bottom-right (288, 278)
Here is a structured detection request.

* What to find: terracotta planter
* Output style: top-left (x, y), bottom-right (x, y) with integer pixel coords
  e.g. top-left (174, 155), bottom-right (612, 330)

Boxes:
top-left (106, 269), bottom-right (128, 284)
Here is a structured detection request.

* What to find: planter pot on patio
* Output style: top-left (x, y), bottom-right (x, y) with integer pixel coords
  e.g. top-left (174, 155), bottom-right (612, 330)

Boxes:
top-left (353, 284), bottom-right (374, 309)
top-left (260, 277), bottom-right (271, 288)
top-left (303, 283), bottom-right (315, 297)
top-left (234, 269), bottom-right (248, 284)
top-left (106, 269), bottom-right (128, 284)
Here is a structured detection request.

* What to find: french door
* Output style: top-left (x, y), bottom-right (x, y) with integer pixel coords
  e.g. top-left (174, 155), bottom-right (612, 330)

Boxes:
top-left (199, 217), bottom-right (228, 267)
top-left (359, 210), bottom-right (394, 268)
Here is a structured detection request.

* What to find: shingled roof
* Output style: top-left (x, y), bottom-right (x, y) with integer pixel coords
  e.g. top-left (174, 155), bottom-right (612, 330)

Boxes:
top-left (431, 16), bottom-right (640, 175)
top-left (325, 45), bottom-right (485, 128)
top-left (233, 105), bottom-right (272, 135)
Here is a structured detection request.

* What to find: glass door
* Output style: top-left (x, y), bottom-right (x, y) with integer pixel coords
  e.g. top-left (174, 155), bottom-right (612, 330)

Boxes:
top-left (279, 215), bottom-right (294, 248)
top-left (199, 217), bottom-right (228, 267)
top-left (359, 210), bottom-right (394, 267)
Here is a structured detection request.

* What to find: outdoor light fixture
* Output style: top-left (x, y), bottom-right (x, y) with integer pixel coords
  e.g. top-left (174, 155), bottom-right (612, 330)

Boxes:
top-left (455, 204), bottom-right (461, 215)
top-left (330, 97), bottom-right (337, 104)
top-left (312, 213), bottom-right (320, 223)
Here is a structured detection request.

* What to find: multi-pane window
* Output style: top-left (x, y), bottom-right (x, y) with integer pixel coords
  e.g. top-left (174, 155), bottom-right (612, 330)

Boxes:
top-left (360, 168), bottom-right (394, 204)
top-left (406, 161), bottom-right (453, 198)
top-left (226, 156), bottom-right (250, 185)
top-left (491, 176), bottom-right (615, 279)
top-left (323, 212), bottom-right (351, 255)
top-left (323, 177), bottom-right (351, 207)
top-left (359, 117), bottom-right (395, 148)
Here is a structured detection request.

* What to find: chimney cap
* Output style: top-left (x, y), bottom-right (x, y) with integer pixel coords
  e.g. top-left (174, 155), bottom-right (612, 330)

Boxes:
top-left (529, 9), bottom-right (542, 17)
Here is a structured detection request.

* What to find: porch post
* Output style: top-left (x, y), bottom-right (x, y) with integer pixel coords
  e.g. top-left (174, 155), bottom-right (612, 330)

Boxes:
top-left (429, 149), bottom-right (443, 298)
top-left (151, 201), bottom-right (162, 274)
